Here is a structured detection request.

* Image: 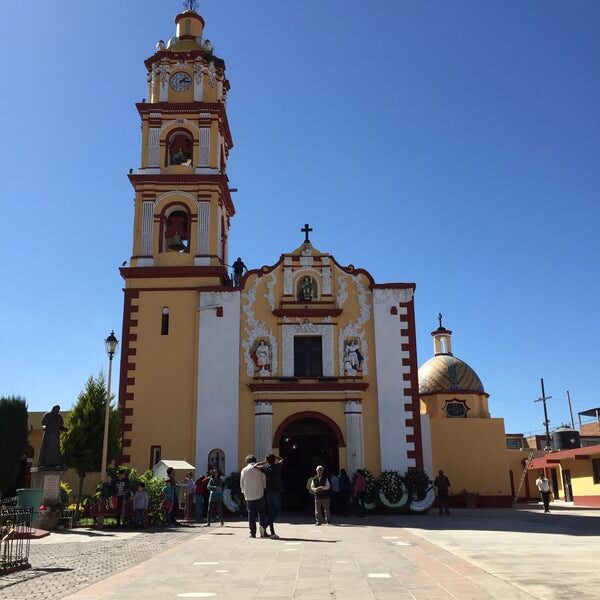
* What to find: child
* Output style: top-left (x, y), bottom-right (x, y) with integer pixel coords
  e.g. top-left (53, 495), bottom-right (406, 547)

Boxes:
top-left (133, 482), bottom-right (149, 528)
top-left (162, 480), bottom-right (176, 526)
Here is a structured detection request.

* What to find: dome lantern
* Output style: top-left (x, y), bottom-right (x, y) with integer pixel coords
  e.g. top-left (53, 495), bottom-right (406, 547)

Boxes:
top-left (432, 312), bottom-right (452, 356)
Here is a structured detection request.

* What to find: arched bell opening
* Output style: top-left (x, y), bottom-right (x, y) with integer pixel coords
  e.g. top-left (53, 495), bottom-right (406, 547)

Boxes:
top-left (166, 129), bottom-right (193, 166)
top-left (160, 204), bottom-right (191, 253)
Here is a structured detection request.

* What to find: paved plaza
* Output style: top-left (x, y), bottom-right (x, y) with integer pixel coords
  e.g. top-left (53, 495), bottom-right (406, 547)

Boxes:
top-left (1, 506), bottom-right (599, 600)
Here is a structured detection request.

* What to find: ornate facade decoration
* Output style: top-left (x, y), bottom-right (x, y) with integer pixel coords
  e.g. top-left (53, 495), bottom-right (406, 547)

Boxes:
top-left (338, 274), bottom-right (371, 375)
top-left (242, 277), bottom-right (278, 377)
top-left (264, 272), bottom-right (277, 311)
top-left (336, 274), bottom-right (348, 308)
top-left (282, 322), bottom-right (334, 377)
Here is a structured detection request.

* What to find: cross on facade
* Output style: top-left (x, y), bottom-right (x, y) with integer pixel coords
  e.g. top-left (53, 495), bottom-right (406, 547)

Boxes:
top-left (301, 223), bottom-right (313, 244)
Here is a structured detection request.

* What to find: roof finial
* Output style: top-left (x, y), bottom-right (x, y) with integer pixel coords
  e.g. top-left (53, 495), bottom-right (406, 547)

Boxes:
top-left (438, 312), bottom-right (443, 329)
top-left (183, 0), bottom-right (199, 11)
top-left (301, 223), bottom-right (313, 244)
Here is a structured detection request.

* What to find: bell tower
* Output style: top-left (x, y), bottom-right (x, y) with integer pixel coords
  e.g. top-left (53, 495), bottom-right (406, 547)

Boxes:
top-left (127, 4), bottom-right (233, 271)
top-left (117, 4), bottom-right (236, 468)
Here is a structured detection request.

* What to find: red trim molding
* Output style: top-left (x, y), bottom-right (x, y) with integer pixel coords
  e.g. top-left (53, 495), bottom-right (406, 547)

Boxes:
top-left (273, 411), bottom-right (346, 448)
top-left (120, 265), bottom-right (230, 284)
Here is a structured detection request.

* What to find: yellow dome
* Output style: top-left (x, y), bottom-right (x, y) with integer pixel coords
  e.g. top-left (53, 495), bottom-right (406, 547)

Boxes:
top-left (418, 354), bottom-right (484, 394)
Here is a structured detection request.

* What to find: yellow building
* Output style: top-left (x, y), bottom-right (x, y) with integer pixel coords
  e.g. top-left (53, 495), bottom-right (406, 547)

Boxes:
top-left (418, 322), bottom-right (513, 507)
top-left (117, 6), bottom-right (425, 508)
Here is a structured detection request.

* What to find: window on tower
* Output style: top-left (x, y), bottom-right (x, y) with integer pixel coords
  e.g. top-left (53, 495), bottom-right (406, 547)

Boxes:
top-left (444, 399), bottom-right (469, 418)
top-left (166, 130), bottom-right (193, 166)
top-left (161, 307), bottom-right (170, 335)
top-left (162, 208), bottom-right (190, 253)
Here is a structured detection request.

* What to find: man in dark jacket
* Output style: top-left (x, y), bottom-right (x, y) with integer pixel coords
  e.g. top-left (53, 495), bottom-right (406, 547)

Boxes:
top-left (310, 465), bottom-right (331, 525)
top-left (111, 470), bottom-right (131, 527)
top-left (434, 469), bottom-right (451, 516)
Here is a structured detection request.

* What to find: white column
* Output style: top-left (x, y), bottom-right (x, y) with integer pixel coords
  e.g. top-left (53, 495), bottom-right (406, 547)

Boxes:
top-left (193, 63), bottom-right (203, 101)
top-left (148, 128), bottom-right (160, 167)
top-left (196, 202), bottom-right (210, 254)
top-left (141, 201), bottom-right (154, 259)
top-left (199, 128), bottom-right (210, 166)
top-left (254, 402), bottom-right (273, 460)
top-left (345, 401), bottom-right (365, 476)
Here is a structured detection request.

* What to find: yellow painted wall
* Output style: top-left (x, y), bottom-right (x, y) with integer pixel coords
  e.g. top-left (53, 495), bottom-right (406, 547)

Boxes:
top-left (430, 418), bottom-right (511, 496)
top-left (126, 290), bottom-right (199, 472)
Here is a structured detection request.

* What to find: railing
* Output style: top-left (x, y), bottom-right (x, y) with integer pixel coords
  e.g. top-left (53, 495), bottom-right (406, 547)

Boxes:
top-left (0, 507), bottom-right (32, 575)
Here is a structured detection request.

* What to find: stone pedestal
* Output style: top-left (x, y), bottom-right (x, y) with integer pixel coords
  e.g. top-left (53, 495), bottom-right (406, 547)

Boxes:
top-left (29, 468), bottom-right (64, 505)
top-left (29, 468), bottom-right (65, 530)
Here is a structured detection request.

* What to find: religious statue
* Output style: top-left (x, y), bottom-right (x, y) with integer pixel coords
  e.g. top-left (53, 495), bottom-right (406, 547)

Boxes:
top-left (300, 276), bottom-right (313, 302)
top-left (252, 339), bottom-right (272, 376)
top-left (343, 339), bottom-right (364, 375)
top-left (38, 405), bottom-right (66, 468)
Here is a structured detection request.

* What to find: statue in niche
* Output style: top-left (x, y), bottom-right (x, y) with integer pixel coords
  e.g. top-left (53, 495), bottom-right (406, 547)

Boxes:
top-left (251, 339), bottom-right (272, 376)
top-left (300, 276), bottom-right (314, 302)
top-left (343, 339), bottom-right (364, 376)
top-left (38, 405), bottom-right (67, 468)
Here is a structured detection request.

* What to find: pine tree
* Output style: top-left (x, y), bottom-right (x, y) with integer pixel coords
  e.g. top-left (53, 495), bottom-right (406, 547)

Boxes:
top-left (0, 396), bottom-right (28, 496)
top-left (60, 374), bottom-right (121, 509)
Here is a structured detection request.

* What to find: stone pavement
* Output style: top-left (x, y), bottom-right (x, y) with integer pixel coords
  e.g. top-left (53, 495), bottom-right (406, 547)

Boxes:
top-left (2, 507), bottom-right (599, 599)
top-left (0, 526), bottom-right (198, 600)
top-left (62, 517), bottom-right (532, 600)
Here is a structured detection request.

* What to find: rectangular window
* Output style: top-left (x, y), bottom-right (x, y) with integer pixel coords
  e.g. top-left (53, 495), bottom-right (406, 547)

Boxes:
top-left (293, 336), bottom-right (323, 377)
top-left (150, 445), bottom-right (161, 470)
top-left (506, 438), bottom-right (522, 450)
top-left (592, 459), bottom-right (600, 485)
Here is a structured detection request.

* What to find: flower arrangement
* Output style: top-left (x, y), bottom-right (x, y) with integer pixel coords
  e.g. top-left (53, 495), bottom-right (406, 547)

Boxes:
top-left (378, 470), bottom-right (408, 505)
top-left (403, 468), bottom-right (433, 501)
top-left (363, 469), bottom-right (379, 505)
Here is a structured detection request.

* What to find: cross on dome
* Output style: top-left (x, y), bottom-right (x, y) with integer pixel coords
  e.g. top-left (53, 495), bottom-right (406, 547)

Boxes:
top-left (183, 0), bottom-right (199, 11)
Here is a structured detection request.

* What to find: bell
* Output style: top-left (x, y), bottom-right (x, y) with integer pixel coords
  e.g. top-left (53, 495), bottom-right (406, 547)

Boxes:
top-left (169, 233), bottom-right (186, 252)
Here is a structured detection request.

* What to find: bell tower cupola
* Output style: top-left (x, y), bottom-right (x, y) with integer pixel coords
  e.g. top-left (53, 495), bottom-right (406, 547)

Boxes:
top-left (432, 313), bottom-right (453, 356)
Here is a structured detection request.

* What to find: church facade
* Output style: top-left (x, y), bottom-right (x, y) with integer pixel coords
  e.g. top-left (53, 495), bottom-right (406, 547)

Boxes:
top-left (117, 7), bottom-right (424, 497)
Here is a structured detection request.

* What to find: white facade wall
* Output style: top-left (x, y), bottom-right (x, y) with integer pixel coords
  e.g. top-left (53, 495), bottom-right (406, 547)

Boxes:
top-left (196, 291), bottom-right (241, 474)
top-left (372, 289), bottom-right (416, 473)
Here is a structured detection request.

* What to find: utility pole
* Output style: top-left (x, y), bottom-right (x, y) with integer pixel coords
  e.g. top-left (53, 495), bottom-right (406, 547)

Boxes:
top-left (566, 390), bottom-right (575, 430)
top-left (534, 378), bottom-right (552, 451)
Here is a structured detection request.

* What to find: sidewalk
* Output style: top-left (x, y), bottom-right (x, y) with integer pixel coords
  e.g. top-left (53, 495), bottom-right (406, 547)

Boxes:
top-left (63, 517), bottom-right (532, 600)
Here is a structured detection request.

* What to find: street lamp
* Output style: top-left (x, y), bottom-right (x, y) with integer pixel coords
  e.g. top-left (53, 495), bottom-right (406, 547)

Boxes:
top-left (101, 330), bottom-right (119, 481)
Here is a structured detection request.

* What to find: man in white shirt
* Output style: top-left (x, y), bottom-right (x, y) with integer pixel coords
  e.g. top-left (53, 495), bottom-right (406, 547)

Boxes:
top-left (240, 454), bottom-right (268, 537)
top-left (535, 471), bottom-right (551, 513)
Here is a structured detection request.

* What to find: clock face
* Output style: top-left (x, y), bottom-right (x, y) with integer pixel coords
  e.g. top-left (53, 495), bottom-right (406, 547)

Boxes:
top-left (170, 71), bottom-right (192, 91)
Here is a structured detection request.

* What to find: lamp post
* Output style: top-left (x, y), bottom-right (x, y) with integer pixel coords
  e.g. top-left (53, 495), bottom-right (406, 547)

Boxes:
top-left (101, 331), bottom-right (119, 481)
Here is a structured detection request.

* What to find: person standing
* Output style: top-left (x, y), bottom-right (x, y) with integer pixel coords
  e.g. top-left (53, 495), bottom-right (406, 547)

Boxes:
top-left (166, 467), bottom-right (179, 526)
top-left (111, 470), bottom-right (131, 527)
top-left (353, 469), bottom-right (366, 517)
top-left (162, 480), bottom-right (176, 526)
top-left (206, 469), bottom-right (225, 526)
top-left (311, 465), bottom-right (331, 525)
top-left (133, 482), bottom-right (149, 528)
top-left (338, 469), bottom-right (351, 517)
top-left (255, 454), bottom-right (283, 538)
top-left (329, 471), bottom-right (339, 515)
top-left (434, 469), bottom-right (451, 516)
top-left (240, 455), bottom-right (268, 538)
top-left (536, 470), bottom-right (551, 513)
top-left (194, 472), bottom-right (210, 524)
top-left (184, 471), bottom-right (196, 521)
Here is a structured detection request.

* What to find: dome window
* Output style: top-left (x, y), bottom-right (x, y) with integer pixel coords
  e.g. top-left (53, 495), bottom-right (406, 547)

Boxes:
top-left (444, 399), bottom-right (469, 418)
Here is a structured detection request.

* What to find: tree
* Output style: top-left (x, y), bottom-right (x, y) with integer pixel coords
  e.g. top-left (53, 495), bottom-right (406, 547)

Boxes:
top-left (0, 396), bottom-right (28, 496)
top-left (60, 374), bottom-right (121, 509)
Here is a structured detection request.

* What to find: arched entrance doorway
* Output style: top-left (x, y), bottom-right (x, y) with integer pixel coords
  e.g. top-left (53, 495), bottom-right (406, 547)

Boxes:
top-left (275, 413), bottom-right (343, 510)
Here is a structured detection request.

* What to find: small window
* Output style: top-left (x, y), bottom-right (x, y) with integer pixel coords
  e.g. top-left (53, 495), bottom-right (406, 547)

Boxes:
top-left (506, 438), bottom-right (522, 450)
top-left (592, 459), bottom-right (600, 485)
top-left (444, 399), bottom-right (469, 418)
top-left (294, 336), bottom-right (323, 377)
top-left (150, 445), bottom-right (161, 470)
top-left (161, 307), bottom-right (170, 335)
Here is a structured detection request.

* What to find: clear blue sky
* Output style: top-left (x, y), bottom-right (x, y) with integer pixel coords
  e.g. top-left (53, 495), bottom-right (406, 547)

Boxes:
top-left (1, 1), bottom-right (598, 436)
